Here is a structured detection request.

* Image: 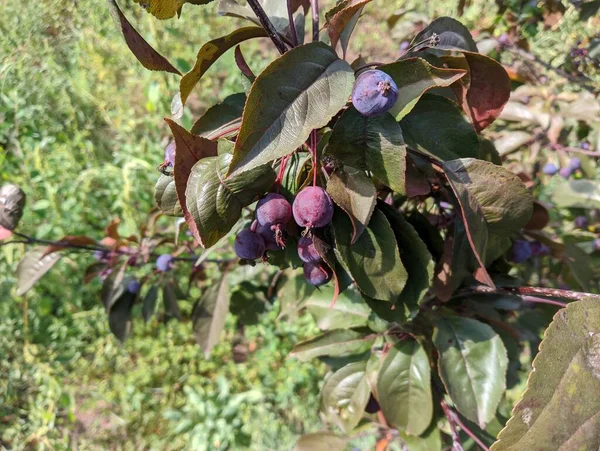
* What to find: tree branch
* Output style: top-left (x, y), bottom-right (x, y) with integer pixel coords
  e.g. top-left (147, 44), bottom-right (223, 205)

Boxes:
top-left (286, 0), bottom-right (299, 47)
top-left (247, 0), bottom-right (288, 55)
top-left (310, 0), bottom-right (319, 42)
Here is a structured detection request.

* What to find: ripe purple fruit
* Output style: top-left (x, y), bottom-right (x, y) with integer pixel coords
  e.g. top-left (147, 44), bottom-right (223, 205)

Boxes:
top-left (351, 70), bottom-right (399, 117)
top-left (594, 238), bottom-right (600, 252)
top-left (365, 394), bottom-right (381, 414)
top-left (297, 236), bottom-right (322, 263)
top-left (257, 224), bottom-right (281, 251)
top-left (234, 228), bottom-right (266, 260)
top-left (156, 254), bottom-right (174, 272)
top-left (568, 157), bottom-right (581, 171)
top-left (256, 193), bottom-right (292, 227)
top-left (293, 186), bottom-right (334, 229)
top-left (575, 216), bottom-right (589, 229)
top-left (559, 167), bottom-right (573, 178)
top-left (530, 241), bottom-right (550, 256)
top-left (127, 280), bottom-right (141, 294)
top-left (303, 262), bottom-right (332, 287)
top-left (164, 141), bottom-right (176, 167)
top-left (510, 240), bottom-right (532, 263)
top-left (542, 163), bottom-right (558, 175)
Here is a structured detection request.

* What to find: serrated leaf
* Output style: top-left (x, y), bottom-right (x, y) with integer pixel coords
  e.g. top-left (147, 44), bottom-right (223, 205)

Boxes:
top-left (291, 329), bottom-right (376, 362)
top-left (326, 0), bottom-right (373, 50)
top-left (179, 27), bottom-right (267, 106)
top-left (185, 151), bottom-right (276, 248)
top-left (16, 247), bottom-right (62, 296)
top-left (107, 0), bottom-right (180, 74)
top-left (434, 316), bottom-right (508, 428)
top-left (190, 93), bottom-right (246, 136)
top-left (327, 167), bottom-right (376, 244)
top-left (411, 16), bottom-right (477, 52)
top-left (293, 432), bottom-right (348, 451)
top-left (0, 183), bottom-right (26, 231)
top-left (228, 42), bottom-right (354, 176)
top-left (321, 361), bottom-right (370, 432)
top-left (303, 286), bottom-right (371, 330)
top-left (142, 286), bottom-right (160, 322)
top-left (381, 57), bottom-right (467, 120)
top-left (326, 107), bottom-right (406, 194)
top-left (334, 209), bottom-right (407, 301)
top-left (154, 174), bottom-right (182, 216)
top-left (400, 94), bottom-right (479, 161)
top-left (378, 339), bottom-right (433, 435)
top-left (492, 300), bottom-right (600, 451)
top-left (551, 179), bottom-right (600, 209)
top-left (192, 274), bottom-right (230, 357)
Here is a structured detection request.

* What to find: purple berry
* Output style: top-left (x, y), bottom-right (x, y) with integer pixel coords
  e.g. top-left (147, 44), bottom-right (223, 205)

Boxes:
top-left (399, 41), bottom-right (410, 51)
top-left (510, 240), bottom-right (532, 263)
top-left (256, 193), bottom-right (292, 227)
top-left (365, 394), bottom-right (380, 414)
top-left (293, 186), bottom-right (334, 229)
top-left (234, 228), bottom-right (265, 260)
top-left (568, 157), bottom-right (581, 171)
top-left (581, 142), bottom-right (590, 150)
top-left (164, 141), bottom-right (176, 167)
top-left (542, 163), bottom-right (558, 175)
top-left (257, 224), bottom-right (280, 251)
top-left (156, 254), bottom-right (174, 272)
top-left (351, 70), bottom-right (399, 117)
top-left (530, 241), bottom-right (550, 256)
top-left (94, 250), bottom-right (107, 261)
top-left (127, 280), bottom-right (141, 294)
top-left (559, 167), bottom-right (573, 178)
top-left (498, 33), bottom-right (511, 46)
top-left (594, 239), bottom-right (600, 252)
top-left (297, 236), bottom-right (322, 263)
top-left (303, 262), bottom-right (332, 287)
top-left (575, 216), bottom-right (589, 229)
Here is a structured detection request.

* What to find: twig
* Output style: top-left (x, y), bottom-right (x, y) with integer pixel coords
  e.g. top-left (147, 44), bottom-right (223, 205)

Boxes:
top-left (13, 232), bottom-right (106, 253)
top-left (446, 405), bottom-right (490, 451)
top-left (471, 284), bottom-right (600, 303)
top-left (521, 295), bottom-right (567, 308)
top-left (286, 0), bottom-right (299, 47)
top-left (310, 0), bottom-right (319, 42)
top-left (441, 400), bottom-right (465, 451)
top-left (246, 0), bottom-right (288, 55)
top-left (550, 143), bottom-right (600, 158)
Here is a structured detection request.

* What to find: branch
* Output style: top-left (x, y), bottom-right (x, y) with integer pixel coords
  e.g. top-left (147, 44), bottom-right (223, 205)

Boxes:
top-left (286, 0), bottom-right (299, 47)
top-left (247, 0), bottom-right (288, 55)
top-left (310, 0), bottom-right (319, 42)
top-left (443, 403), bottom-right (490, 451)
top-left (471, 284), bottom-right (600, 305)
top-left (440, 400), bottom-right (465, 451)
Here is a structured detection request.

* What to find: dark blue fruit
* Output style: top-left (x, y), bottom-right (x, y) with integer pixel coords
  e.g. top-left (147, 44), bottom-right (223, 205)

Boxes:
top-left (351, 70), bottom-right (398, 117)
top-left (257, 224), bottom-right (280, 251)
top-left (256, 193), bottom-right (292, 227)
top-left (234, 228), bottom-right (266, 260)
top-left (127, 280), bottom-right (141, 294)
top-left (297, 236), bottom-right (321, 263)
top-left (303, 262), bottom-right (332, 287)
top-left (542, 163), bottom-right (558, 175)
top-left (510, 240), bottom-right (532, 263)
top-left (559, 167), bottom-right (572, 178)
top-left (156, 254), bottom-right (174, 272)
top-left (530, 241), bottom-right (550, 256)
top-left (594, 239), bottom-right (600, 252)
top-left (293, 186), bottom-right (334, 229)
top-left (365, 394), bottom-right (380, 414)
top-left (164, 141), bottom-right (176, 167)
top-left (568, 157), bottom-right (581, 171)
top-left (575, 216), bottom-right (589, 229)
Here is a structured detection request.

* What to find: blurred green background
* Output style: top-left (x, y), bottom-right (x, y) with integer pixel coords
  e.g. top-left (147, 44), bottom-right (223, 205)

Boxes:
top-left (1, 0), bottom-right (598, 449)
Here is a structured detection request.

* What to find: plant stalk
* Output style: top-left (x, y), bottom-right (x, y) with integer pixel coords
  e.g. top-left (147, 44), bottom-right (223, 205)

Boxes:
top-left (246, 0), bottom-right (288, 55)
top-left (310, 0), bottom-right (319, 42)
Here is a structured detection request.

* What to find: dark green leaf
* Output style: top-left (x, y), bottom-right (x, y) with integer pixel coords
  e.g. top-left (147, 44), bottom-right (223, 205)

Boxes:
top-left (377, 340), bottom-right (433, 435)
top-left (293, 432), bottom-right (348, 451)
top-left (163, 281), bottom-right (182, 320)
top-left (492, 300), bottom-right (600, 451)
top-left (563, 243), bottom-right (592, 291)
top-left (276, 270), bottom-right (316, 320)
top-left (321, 361), bottom-right (370, 432)
top-left (192, 274), bottom-right (230, 357)
top-left (190, 93), bottom-right (246, 137)
top-left (434, 316), bottom-right (508, 428)
top-left (326, 107), bottom-right (406, 194)
top-left (185, 150), bottom-right (276, 248)
top-left (16, 247), bottom-right (62, 296)
top-left (0, 183), bottom-right (26, 231)
top-left (279, 152), bottom-right (310, 204)
top-left (291, 329), bottom-right (376, 362)
top-left (142, 285), bottom-right (160, 322)
top-left (108, 290), bottom-right (135, 342)
top-left (228, 42), bottom-right (354, 176)
top-left (334, 209), bottom-right (407, 301)
top-left (551, 179), bottom-right (600, 209)
top-left (230, 281), bottom-right (267, 325)
top-left (303, 286), bottom-right (371, 330)
top-left (397, 421), bottom-right (442, 451)
top-left (381, 57), bottom-right (467, 120)
top-left (179, 27), bottom-right (267, 106)
top-left (154, 174), bottom-right (182, 216)
top-left (107, 0), bottom-right (181, 74)
top-left (400, 94), bottom-right (479, 161)
top-left (580, 0), bottom-right (600, 20)
top-left (411, 16), bottom-right (477, 52)
top-left (327, 167), bottom-right (376, 244)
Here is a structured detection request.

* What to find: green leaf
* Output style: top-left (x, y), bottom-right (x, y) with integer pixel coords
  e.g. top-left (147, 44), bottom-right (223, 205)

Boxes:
top-left (179, 27), bottom-right (267, 106)
top-left (411, 16), bottom-right (477, 52)
top-left (303, 286), bottom-right (371, 330)
top-left (163, 281), bottom-right (182, 320)
top-left (192, 274), bottom-right (230, 357)
top-left (133, 0), bottom-right (214, 19)
top-left (185, 150), bottom-right (276, 248)
top-left (327, 167), bottom-right (376, 244)
top-left (0, 183), bottom-right (26, 231)
top-left (293, 432), bottom-right (348, 451)
top-left (381, 57), bottom-right (467, 120)
top-left (190, 93), bottom-right (246, 137)
top-left (378, 202), bottom-right (434, 309)
top-left (291, 329), bottom-right (376, 362)
top-left (492, 300), bottom-right (600, 451)
top-left (16, 247), bottom-right (62, 296)
top-left (434, 316), bottom-right (508, 428)
top-left (228, 42), bottom-right (354, 176)
top-left (551, 179), bottom-right (600, 209)
top-left (321, 361), bottom-right (370, 432)
top-left (154, 174), bottom-right (182, 216)
top-left (334, 209), bottom-right (407, 301)
top-left (142, 286), bottom-right (160, 322)
top-left (398, 421), bottom-right (442, 451)
top-left (400, 94), bottom-right (479, 161)
top-left (108, 0), bottom-right (181, 74)
top-left (377, 340), bottom-right (433, 436)
top-left (326, 0), bottom-right (373, 50)
top-left (276, 270), bottom-right (316, 320)
top-left (230, 281), bottom-right (267, 326)
top-left (326, 107), bottom-right (406, 194)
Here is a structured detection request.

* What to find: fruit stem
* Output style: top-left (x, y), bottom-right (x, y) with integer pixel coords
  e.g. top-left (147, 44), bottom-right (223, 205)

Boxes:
top-left (246, 0), bottom-right (288, 55)
top-left (311, 130), bottom-right (318, 186)
top-left (310, 0), bottom-right (319, 42)
top-left (286, 0), bottom-right (299, 47)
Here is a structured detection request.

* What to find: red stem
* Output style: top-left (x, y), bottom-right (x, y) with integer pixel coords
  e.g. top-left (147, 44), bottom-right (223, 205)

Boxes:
top-left (286, 0), bottom-right (299, 47)
top-left (311, 130), bottom-right (318, 186)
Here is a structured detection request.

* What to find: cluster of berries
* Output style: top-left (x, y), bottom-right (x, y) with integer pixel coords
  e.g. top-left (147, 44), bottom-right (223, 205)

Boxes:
top-left (542, 157), bottom-right (581, 178)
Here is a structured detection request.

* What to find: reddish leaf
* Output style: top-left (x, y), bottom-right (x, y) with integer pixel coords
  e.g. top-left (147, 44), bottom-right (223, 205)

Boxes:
top-left (234, 45), bottom-right (255, 80)
top-left (524, 201), bottom-right (550, 230)
top-left (326, 0), bottom-right (374, 50)
top-left (405, 156), bottom-right (431, 198)
top-left (105, 218), bottom-right (121, 240)
top-left (41, 235), bottom-right (98, 258)
top-left (107, 0), bottom-right (181, 75)
top-left (165, 119), bottom-right (218, 246)
top-left (0, 226), bottom-right (13, 241)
